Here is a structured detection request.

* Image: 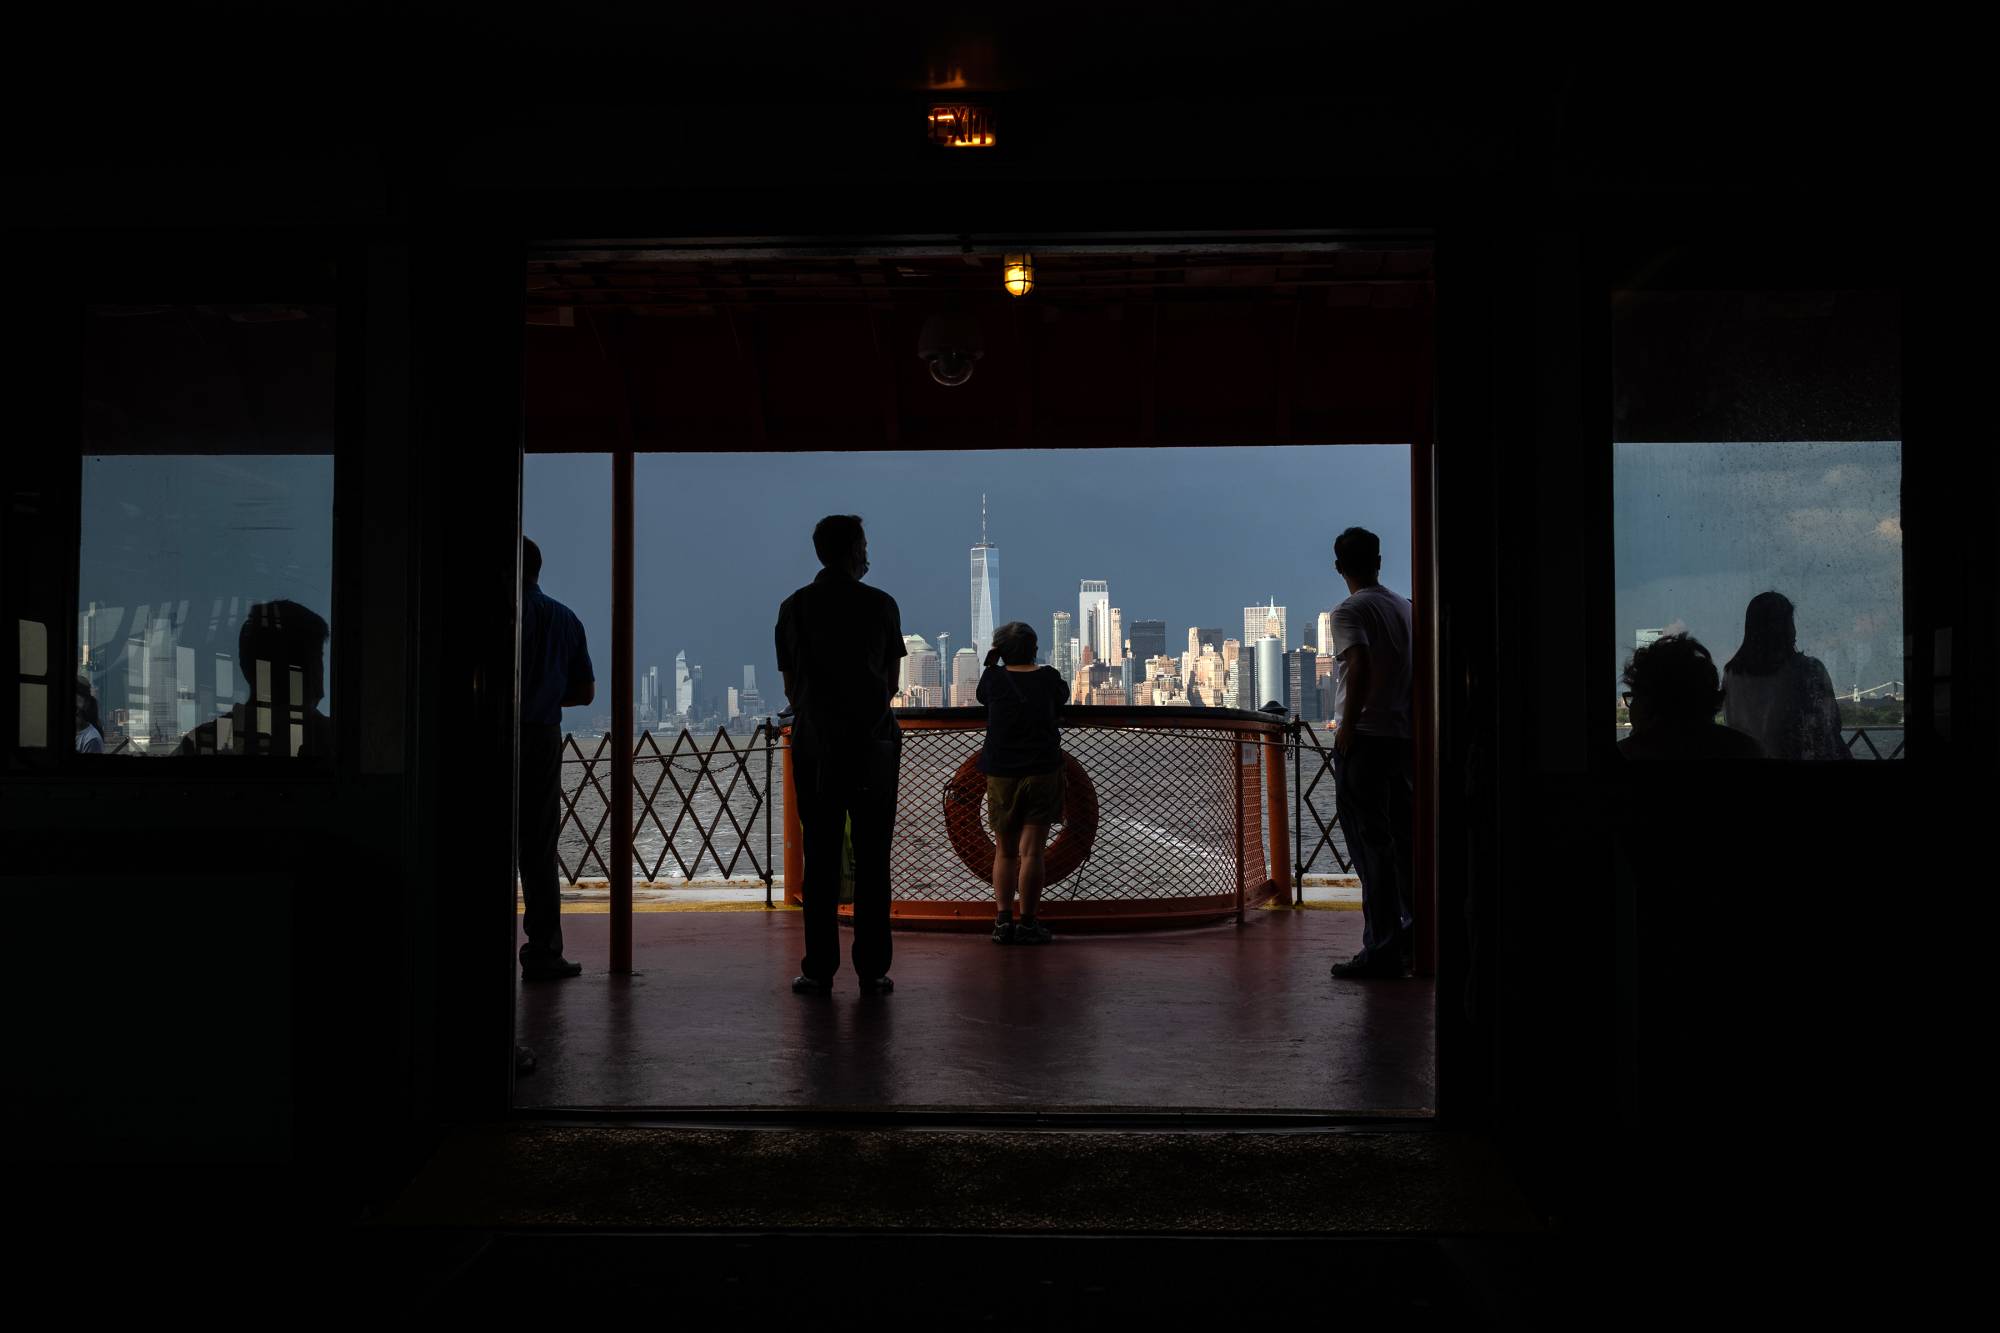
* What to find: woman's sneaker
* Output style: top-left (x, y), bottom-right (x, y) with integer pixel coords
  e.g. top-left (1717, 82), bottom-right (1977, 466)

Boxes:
top-left (991, 917), bottom-right (1016, 944)
top-left (1013, 918), bottom-right (1053, 945)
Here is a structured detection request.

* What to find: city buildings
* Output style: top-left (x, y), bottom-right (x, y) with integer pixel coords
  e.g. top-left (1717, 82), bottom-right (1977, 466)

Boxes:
top-left (1287, 646), bottom-right (1324, 722)
top-left (1051, 611), bottom-right (1074, 684)
top-left (899, 633), bottom-right (941, 705)
top-left (674, 651), bottom-right (693, 718)
top-left (951, 647), bottom-right (979, 705)
top-left (1128, 618), bottom-right (1167, 665)
top-left (1107, 608), bottom-right (1124, 666)
top-left (1079, 580), bottom-right (1110, 663)
top-left (1242, 602), bottom-right (1286, 708)
top-left (970, 495), bottom-right (999, 657)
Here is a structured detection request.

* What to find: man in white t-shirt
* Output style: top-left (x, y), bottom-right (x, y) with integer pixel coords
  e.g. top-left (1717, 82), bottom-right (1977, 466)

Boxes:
top-left (1326, 526), bottom-right (1415, 979)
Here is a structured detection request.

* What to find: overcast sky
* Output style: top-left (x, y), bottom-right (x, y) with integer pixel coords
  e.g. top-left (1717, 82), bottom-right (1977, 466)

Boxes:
top-left (526, 445), bottom-right (1414, 730)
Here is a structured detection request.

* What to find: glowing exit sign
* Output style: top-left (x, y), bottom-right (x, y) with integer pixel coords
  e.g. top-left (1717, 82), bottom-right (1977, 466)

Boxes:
top-left (928, 104), bottom-right (995, 148)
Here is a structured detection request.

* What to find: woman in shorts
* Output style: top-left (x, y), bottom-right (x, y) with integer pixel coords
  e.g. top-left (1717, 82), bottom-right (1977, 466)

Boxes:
top-left (976, 621), bottom-right (1068, 944)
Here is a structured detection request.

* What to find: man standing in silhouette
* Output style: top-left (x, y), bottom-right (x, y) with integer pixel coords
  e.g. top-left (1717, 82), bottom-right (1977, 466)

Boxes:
top-left (1327, 526), bottom-right (1417, 979)
top-left (519, 537), bottom-right (595, 982)
top-left (775, 514), bottom-right (905, 996)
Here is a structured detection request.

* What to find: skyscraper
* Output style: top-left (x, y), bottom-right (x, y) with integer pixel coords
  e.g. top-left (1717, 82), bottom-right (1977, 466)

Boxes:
top-left (1255, 636), bottom-right (1285, 711)
top-left (1242, 602), bottom-right (1286, 708)
top-left (1288, 647), bottom-right (1324, 722)
top-left (674, 651), bottom-right (692, 718)
top-left (1079, 580), bottom-right (1109, 662)
top-left (1051, 611), bottom-right (1074, 683)
top-left (1107, 608), bottom-right (1124, 666)
top-left (952, 647), bottom-right (979, 705)
top-left (1243, 600), bottom-right (1288, 652)
top-left (1316, 610), bottom-right (1335, 655)
top-left (1129, 619), bottom-right (1167, 665)
top-left (970, 495), bottom-right (999, 658)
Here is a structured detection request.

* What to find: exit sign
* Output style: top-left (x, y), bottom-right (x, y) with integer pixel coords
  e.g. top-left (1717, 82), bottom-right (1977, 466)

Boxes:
top-left (928, 104), bottom-right (995, 148)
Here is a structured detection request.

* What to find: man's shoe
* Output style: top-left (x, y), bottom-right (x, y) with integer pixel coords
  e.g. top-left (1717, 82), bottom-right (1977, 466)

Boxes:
top-left (1012, 919), bottom-right (1053, 945)
top-left (991, 918), bottom-right (1016, 944)
top-left (791, 974), bottom-right (833, 995)
top-left (1331, 953), bottom-right (1406, 979)
top-left (521, 957), bottom-right (583, 982)
top-left (858, 976), bottom-right (894, 995)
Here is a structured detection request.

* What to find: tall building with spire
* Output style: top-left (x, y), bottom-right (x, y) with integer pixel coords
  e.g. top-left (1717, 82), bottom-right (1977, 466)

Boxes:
top-left (970, 494), bottom-right (999, 658)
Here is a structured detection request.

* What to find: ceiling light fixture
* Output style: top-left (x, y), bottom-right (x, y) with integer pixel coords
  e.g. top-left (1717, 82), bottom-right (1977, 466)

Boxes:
top-left (1002, 253), bottom-right (1034, 298)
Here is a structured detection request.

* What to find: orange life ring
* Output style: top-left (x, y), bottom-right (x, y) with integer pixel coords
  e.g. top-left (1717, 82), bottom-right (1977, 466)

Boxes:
top-left (943, 751), bottom-right (1099, 884)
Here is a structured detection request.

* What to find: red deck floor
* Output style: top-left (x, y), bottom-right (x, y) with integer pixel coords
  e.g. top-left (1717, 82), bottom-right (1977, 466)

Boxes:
top-left (514, 907), bottom-right (1434, 1112)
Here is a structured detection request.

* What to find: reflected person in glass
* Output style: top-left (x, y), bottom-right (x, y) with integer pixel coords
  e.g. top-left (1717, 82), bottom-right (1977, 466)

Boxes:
top-left (1722, 591), bottom-right (1850, 761)
top-left (174, 600), bottom-right (332, 758)
top-left (1617, 633), bottom-right (1764, 761)
top-left (75, 676), bottom-right (104, 754)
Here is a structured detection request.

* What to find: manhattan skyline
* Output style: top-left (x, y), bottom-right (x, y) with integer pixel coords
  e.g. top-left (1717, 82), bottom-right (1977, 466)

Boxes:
top-left (523, 446), bottom-right (1414, 732)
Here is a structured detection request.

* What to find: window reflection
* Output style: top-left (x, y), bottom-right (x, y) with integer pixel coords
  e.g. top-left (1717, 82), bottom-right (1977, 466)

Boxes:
top-left (1613, 441), bottom-right (1903, 759)
top-left (78, 303), bottom-right (335, 760)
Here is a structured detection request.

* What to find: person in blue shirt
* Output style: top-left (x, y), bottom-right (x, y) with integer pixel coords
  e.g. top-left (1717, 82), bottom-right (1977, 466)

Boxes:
top-left (519, 537), bottom-right (595, 982)
top-left (976, 621), bottom-right (1068, 945)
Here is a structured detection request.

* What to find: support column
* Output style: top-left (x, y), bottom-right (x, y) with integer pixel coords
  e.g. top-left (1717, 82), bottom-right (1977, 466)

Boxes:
top-left (1263, 727), bottom-right (1291, 906)
top-left (610, 448), bottom-right (635, 973)
top-left (1411, 336), bottom-right (1438, 979)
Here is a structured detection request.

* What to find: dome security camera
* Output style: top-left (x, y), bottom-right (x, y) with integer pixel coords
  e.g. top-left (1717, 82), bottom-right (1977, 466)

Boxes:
top-left (918, 311), bottom-right (984, 387)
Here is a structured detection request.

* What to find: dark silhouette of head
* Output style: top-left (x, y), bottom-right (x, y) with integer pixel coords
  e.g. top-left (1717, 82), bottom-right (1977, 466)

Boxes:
top-left (1726, 590), bottom-right (1798, 677)
top-left (812, 514), bottom-right (868, 576)
top-left (1622, 632), bottom-right (1724, 733)
top-left (239, 600), bottom-right (330, 708)
top-left (986, 620), bottom-right (1038, 668)
top-left (75, 675), bottom-right (100, 731)
top-left (1333, 527), bottom-right (1382, 582)
top-left (523, 537), bottom-right (543, 587)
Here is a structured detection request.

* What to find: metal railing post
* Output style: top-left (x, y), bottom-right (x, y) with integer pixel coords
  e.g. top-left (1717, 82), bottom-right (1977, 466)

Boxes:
top-left (1234, 735), bottom-right (1246, 924)
top-left (1262, 718), bottom-right (1291, 909)
top-left (763, 719), bottom-right (774, 908)
top-left (1292, 719), bottom-right (1304, 905)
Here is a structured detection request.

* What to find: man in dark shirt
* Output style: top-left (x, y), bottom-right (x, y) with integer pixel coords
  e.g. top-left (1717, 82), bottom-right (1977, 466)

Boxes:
top-left (174, 600), bottom-right (333, 758)
top-left (519, 538), bottom-right (596, 982)
top-left (774, 515), bottom-right (906, 995)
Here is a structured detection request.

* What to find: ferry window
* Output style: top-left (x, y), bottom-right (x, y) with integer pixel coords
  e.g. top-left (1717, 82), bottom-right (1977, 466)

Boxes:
top-left (77, 305), bottom-right (336, 759)
top-left (1612, 288), bottom-right (1902, 760)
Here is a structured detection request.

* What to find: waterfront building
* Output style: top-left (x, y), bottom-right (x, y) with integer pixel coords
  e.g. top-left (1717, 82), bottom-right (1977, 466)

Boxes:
top-left (1051, 611), bottom-right (1074, 683)
top-left (1079, 580), bottom-right (1110, 662)
top-left (1316, 610), bottom-right (1335, 655)
top-left (727, 686), bottom-right (740, 721)
top-left (1128, 618), bottom-right (1167, 665)
top-left (1242, 602), bottom-right (1286, 707)
top-left (1107, 609), bottom-right (1124, 666)
top-left (1288, 647), bottom-right (1324, 722)
top-left (970, 495), bottom-right (1000, 659)
top-left (674, 651), bottom-right (692, 718)
top-left (900, 634), bottom-right (940, 699)
top-left (1255, 635), bottom-right (1285, 711)
top-left (952, 647), bottom-right (978, 695)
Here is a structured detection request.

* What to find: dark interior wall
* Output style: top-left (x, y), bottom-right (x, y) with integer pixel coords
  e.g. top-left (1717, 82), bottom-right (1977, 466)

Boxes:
top-left (0, 9), bottom-right (1977, 1249)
